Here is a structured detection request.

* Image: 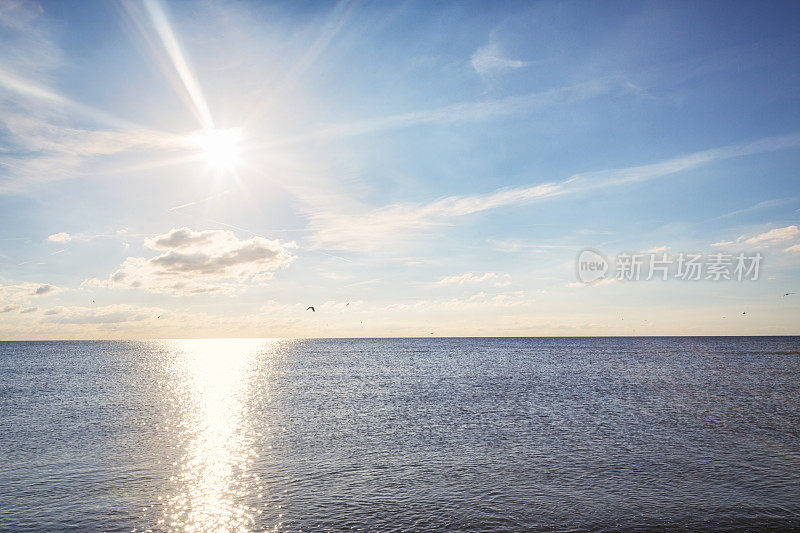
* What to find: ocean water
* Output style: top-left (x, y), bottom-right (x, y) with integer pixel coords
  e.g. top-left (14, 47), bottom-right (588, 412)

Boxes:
top-left (0, 337), bottom-right (799, 532)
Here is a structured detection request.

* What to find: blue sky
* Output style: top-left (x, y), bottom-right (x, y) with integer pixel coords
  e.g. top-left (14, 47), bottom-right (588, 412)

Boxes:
top-left (0, 0), bottom-right (799, 338)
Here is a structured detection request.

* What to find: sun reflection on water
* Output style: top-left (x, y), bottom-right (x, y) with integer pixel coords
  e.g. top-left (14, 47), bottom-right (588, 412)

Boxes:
top-left (159, 339), bottom-right (270, 532)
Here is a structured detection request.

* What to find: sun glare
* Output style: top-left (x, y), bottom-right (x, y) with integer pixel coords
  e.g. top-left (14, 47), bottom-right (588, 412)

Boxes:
top-left (197, 128), bottom-right (243, 172)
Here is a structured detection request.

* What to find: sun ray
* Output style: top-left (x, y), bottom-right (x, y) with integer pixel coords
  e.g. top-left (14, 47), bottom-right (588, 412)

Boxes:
top-left (122, 0), bottom-right (215, 132)
top-left (0, 66), bottom-right (153, 131)
top-left (243, 0), bottom-right (357, 129)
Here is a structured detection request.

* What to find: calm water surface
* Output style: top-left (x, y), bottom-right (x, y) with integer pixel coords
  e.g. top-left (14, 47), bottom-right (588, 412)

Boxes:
top-left (0, 337), bottom-right (799, 531)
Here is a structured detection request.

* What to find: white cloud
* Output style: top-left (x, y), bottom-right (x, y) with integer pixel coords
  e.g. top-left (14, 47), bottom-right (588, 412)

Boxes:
top-left (494, 275), bottom-right (512, 287)
top-left (713, 224), bottom-right (800, 252)
top-left (743, 225), bottom-right (799, 245)
top-left (384, 290), bottom-right (530, 311)
top-left (644, 246), bottom-right (668, 254)
top-left (566, 278), bottom-right (618, 288)
top-left (489, 290), bottom-right (527, 306)
top-left (319, 272), bottom-right (352, 280)
top-left (471, 42), bottom-right (528, 78)
top-left (144, 227), bottom-right (223, 250)
top-left (42, 304), bottom-right (157, 325)
top-left (488, 239), bottom-right (572, 253)
top-left (87, 227), bottom-right (296, 294)
top-left (47, 232), bottom-right (71, 243)
top-left (436, 272), bottom-right (497, 286)
top-left (0, 282), bottom-right (60, 309)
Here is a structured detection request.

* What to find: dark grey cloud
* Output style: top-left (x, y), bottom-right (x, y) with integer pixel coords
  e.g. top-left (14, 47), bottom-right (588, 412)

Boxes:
top-left (33, 284), bottom-right (55, 295)
top-left (89, 227), bottom-right (296, 294)
top-left (150, 240), bottom-right (288, 275)
top-left (145, 227), bottom-right (218, 250)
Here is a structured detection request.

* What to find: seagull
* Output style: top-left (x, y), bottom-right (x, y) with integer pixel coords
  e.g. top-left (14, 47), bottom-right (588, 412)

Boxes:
top-left (306, 306), bottom-right (315, 312)
top-left (783, 293), bottom-right (795, 297)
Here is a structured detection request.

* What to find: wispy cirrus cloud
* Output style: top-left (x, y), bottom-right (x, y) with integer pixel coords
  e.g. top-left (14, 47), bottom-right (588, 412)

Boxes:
top-left (0, 2), bottom-right (205, 193)
top-left (0, 112), bottom-right (201, 192)
top-left (308, 133), bottom-right (800, 251)
top-left (307, 182), bottom-right (562, 250)
top-left (471, 42), bottom-right (529, 79)
top-left (712, 197), bottom-right (796, 220)
top-left (42, 304), bottom-right (159, 325)
top-left (488, 239), bottom-right (574, 253)
top-left (266, 78), bottom-right (621, 148)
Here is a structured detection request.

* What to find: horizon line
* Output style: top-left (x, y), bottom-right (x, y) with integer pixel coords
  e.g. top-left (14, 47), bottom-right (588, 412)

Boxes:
top-left (1, 334), bottom-right (798, 342)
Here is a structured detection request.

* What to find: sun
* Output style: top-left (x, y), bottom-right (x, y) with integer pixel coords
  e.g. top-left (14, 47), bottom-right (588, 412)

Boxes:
top-left (196, 128), bottom-right (243, 172)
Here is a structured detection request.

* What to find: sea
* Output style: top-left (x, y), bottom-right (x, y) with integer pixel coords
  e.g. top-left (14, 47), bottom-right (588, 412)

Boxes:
top-left (0, 337), bottom-right (798, 532)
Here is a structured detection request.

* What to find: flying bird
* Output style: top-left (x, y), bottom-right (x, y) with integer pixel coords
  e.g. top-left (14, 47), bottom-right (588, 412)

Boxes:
top-left (783, 293), bottom-right (795, 297)
top-left (306, 306), bottom-right (315, 312)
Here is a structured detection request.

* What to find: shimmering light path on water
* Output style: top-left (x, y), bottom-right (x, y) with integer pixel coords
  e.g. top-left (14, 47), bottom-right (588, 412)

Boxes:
top-left (1, 337), bottom-right (799, 531)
